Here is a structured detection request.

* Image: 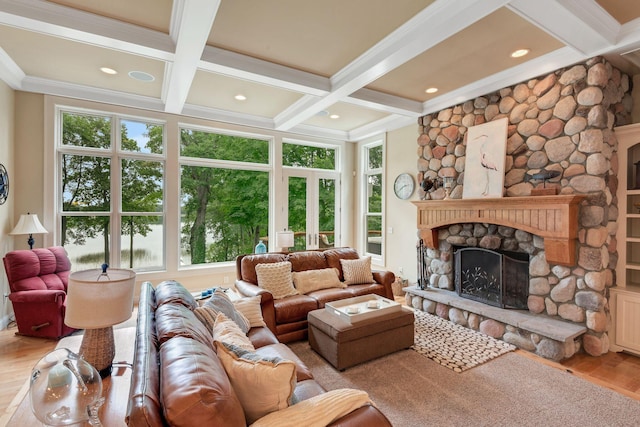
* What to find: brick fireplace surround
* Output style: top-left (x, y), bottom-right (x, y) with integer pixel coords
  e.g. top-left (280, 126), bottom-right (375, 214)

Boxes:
top-left (404, 56), bottom-right (633, 361)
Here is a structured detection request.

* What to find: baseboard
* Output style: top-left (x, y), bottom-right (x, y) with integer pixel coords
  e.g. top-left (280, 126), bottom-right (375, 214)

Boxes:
top-left (0, 314), bottom-right (10, 331)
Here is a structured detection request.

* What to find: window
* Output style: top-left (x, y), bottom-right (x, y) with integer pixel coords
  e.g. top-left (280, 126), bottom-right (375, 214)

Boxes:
top-left (364, 143), bottom-right (383, 257)
top-left (282, 141), bottom-right (340, 251)
top-left (282, 142), bottom-right (336, 169)
top-left (58, 111), bottom-right (165, 271)
top-left (179, 128), bottom-right (270, 264)
top-left (51, 100), bottom-right (343, 279)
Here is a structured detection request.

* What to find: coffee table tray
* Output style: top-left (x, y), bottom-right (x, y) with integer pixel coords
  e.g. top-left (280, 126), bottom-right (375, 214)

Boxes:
top-left (325, 294), bottom-right (400, 323)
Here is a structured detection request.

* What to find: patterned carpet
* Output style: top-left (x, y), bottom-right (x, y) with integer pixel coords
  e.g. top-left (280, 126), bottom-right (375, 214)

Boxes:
top-left (411, 309), bottom-right (516, 372)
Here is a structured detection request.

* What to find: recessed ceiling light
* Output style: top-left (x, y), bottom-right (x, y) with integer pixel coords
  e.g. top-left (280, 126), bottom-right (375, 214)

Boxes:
top-left (128, 70), bottom-right (155, 82)
top-left (329, 114), bottom-right (340, 119)
top-left (234, 94), bottom-right (247, 101)
top-left (425, 87), bottom-right (438, 94)
top-left (100, 67), bottom-right (117, 75)
top-left (511, 49), bottom-right (530, 58)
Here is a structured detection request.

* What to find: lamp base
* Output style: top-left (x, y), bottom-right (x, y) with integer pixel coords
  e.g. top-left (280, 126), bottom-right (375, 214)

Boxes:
top-left (79, 327), bottom-right (115, 378)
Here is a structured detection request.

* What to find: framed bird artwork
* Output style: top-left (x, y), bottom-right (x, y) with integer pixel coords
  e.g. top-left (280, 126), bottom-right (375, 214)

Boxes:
top-left (462, 117), bottom-right (508, 199)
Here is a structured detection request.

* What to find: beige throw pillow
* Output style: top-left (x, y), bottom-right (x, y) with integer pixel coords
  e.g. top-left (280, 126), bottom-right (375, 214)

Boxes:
top-left (255, 261), bottom-right (298, 299)
top-left (340, 256), bottom-right (374, 285)
top-left (216, 342), bottom-right (297, 424)
top-left (292, 268), bottom-right (344, 294)
top-left (251, 388), bottom-right (373, 427)
top-left (212, 312), bottom-right (255, 352)
top-left (233, 295), bottom-right (267, 328)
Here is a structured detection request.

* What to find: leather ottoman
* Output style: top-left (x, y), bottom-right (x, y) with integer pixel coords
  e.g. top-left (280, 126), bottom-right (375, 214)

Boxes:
top-left (307, 307), bottom-right (414, 370)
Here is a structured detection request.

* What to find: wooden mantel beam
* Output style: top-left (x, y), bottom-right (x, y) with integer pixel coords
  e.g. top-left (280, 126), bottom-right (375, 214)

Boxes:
top-left (412, 195), bottom-right (585, 266)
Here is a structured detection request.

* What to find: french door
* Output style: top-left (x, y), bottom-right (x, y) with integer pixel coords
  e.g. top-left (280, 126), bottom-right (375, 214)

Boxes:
top-left (283, 170), bottom-right (340, 251)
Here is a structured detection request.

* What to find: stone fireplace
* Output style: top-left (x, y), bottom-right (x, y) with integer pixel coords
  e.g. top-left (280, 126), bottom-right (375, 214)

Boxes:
top-left (404, 56), bottom-right (634, 360)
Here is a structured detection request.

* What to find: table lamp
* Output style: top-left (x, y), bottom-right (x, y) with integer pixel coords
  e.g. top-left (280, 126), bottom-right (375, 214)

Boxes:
top-left (276, 230), bottom-right (294, 252)
top-left (9, 212), bottom-right (48, 249)
top-left (65, 265), bottom-right (136, 378)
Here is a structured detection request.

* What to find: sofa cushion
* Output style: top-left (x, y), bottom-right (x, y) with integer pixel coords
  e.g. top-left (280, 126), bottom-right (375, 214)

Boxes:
top-left (255, 261), bottom-right (298, 299)
top-left (292, 268), bottom-right (344, 294)
top-left (213, 312), bottom-right (255, 352)
top-left (154, 280), bottom-right (198, 310)
top-left (201, 288), bottom-right (250, 333)
top-left (233, 295), bottom-right (267, 328)
top-left (216, 342), bottom-right (297, 424)
top-left (160, 336), bottom-right (246, 427)
top-left (324, 248), bottom-right (360, 281)
top-left (251, 388), bottom-right (373, 427)
top-left (288, 251), bottom-right (328, 272)
top-left (155, 303), bottom-right (213, 347)
top-left (340, 256), bottom-right (374, 285)
top-left (273, 294), bottom-right (319, 323)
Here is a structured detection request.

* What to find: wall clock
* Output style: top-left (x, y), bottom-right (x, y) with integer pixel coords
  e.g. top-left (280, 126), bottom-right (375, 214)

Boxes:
top-left (0, 163), bottom-right (8, 205)
top-left (393, 173), bottom-right (414, 200)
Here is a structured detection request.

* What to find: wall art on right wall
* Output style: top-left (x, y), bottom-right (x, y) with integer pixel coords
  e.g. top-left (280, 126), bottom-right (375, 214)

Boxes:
top-left (462, 117), bottom-right (508, 199)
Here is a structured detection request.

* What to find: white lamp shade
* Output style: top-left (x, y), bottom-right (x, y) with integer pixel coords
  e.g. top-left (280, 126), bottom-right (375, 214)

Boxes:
top-left (9, 213), bottom-right (48, 235)
top-left (65, 268), bottom-right (136, 329)
top-left (275, 231), bottom-right (294, 249)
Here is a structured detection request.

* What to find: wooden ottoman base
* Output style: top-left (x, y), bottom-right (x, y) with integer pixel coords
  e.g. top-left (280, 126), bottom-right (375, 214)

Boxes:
top-left (308, 307), bottom-right (414, 371)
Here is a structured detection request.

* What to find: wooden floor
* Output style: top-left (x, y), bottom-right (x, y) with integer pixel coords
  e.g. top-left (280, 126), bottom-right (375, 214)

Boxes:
top-left (1, 319), bottom-right (640, 426)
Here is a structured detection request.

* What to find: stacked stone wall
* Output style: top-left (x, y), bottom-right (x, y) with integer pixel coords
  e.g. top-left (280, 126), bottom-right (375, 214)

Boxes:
top-left (416, 57), bottom-right (633, 356)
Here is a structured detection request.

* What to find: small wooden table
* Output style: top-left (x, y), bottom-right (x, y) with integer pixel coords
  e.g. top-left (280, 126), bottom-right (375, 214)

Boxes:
top-left (7, 327), bottom-right (135, 426)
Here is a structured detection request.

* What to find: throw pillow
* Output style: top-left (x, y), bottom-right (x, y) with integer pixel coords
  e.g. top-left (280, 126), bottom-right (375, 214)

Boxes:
top-left (213, 312), bottom-right (255, 352)
top-left (292, 268), bottom-right (344, 294)
top-left (251, 388), bottom-right (373, 427)
top-left (201, 288), bottom-right (251, 333)
top-left (193, 305), bottom-right (218, 331)
top-left (340, 256), bottom-right (374, 285)
top-left (216, 342), bottom-right (297, 424)
top-left (233, 295), bottom-right (267, 328)
top-left (255, 261), bottom-right (298, 299)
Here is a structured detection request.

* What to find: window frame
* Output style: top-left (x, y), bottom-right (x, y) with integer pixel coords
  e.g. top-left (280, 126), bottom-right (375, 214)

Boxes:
top-left (362, 139), bottom-right (385, 264)
top-left (55, 106), bottom-right (167, 272)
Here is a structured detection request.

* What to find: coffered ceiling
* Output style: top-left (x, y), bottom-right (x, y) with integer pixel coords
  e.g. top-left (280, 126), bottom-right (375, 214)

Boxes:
top-left (1, 0), bottom-right (640, 141)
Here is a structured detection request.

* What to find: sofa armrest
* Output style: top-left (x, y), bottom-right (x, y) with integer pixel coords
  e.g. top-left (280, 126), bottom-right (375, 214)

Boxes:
top-left (327, 404), bottom-right (393, 427)
top-left (235, 280), bottom-right (276, 334)
top-left (372, 270), bottom-right (395, 299)
top-left (8, 289), bottom-right (66, 305)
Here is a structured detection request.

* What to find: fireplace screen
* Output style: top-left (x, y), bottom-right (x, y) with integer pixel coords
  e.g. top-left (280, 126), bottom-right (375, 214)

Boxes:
top-left (454, 247), bottom-right (529, 309)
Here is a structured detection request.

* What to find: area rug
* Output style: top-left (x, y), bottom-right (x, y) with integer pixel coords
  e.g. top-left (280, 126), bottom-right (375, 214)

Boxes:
top-left (289, 342), bottom-right (640, 427)
top-left (411, 309), bottom-right (515, 372)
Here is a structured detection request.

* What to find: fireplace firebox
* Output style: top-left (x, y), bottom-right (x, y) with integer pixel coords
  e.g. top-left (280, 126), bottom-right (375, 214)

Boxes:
top-left (453, 246), bottom-right (529, 309)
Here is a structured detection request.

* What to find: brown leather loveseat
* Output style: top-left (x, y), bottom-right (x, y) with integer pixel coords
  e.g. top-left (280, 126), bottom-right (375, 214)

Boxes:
top-left (235, 248), bottom-right (395, 343)
top-left (126, 280), bottom-right (392, 426)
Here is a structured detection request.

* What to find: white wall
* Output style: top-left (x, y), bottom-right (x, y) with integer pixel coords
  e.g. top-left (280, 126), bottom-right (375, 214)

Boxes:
top-left (384, 123), bottom-right (420, 284)
top-left (0, 81), bottom-right (15, 328)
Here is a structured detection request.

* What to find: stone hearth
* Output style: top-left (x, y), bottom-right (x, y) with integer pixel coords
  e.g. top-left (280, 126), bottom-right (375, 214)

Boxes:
top-left (404, 286), bottom-right (586, 361)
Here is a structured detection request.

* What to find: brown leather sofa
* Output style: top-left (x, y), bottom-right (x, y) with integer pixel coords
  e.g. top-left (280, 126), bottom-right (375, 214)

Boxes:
top-left (235, 248), bottom-right (395, 343)
top-left (126, 280), bottom-right (392, 426)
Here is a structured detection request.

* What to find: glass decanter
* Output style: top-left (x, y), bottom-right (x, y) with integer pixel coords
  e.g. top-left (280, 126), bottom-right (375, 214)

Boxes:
top-left (29, 348), bottom-right (104, 426)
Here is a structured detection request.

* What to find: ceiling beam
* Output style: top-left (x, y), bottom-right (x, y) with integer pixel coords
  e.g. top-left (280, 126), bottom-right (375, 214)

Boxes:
top-left (199, 46), bottom-right (330, 96)
top-left (508, 0), bottom-right (618, 55)
top-left (273, 0), bottom-right (509, 131)
top-left (162, 0), bottom-right (220, 114)
top-left (0, 46), bottom-right (24, 89)
top-left (0, 0), bottom-right (175, 60)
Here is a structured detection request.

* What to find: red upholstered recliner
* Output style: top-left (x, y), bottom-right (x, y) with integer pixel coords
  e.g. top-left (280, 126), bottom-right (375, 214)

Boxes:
top-left (3, 246), bottom-right (76, 339)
